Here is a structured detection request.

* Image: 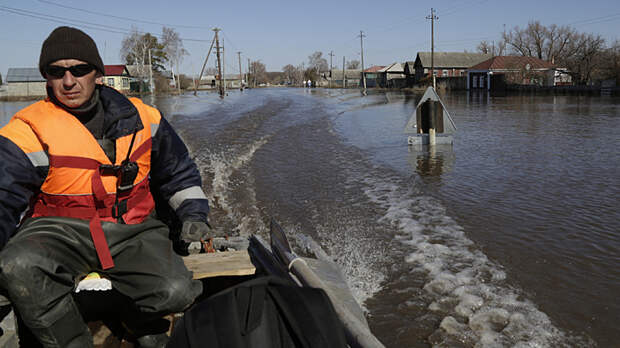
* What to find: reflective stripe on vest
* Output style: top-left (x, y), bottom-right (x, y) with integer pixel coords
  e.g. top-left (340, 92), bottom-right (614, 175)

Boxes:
top-left (13, 97), bottom-right (161, 269)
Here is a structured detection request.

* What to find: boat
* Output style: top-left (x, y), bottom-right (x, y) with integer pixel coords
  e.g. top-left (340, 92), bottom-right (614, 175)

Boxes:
top-left (404, 86), bottom-right (456, 145)
top-left (0, 220), bottom-right (385, 348)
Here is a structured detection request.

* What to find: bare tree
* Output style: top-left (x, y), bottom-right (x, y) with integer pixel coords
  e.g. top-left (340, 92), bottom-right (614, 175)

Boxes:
top-left (295, 64), bottom-right (305, 86)
top-left (503, 24), bottom-right (535, 57)
top-left (346, 60), bottom-right (360, 69)
top-left (121, 27), bottom-right (166, 92)
top-left (543, 24), bottom-right (576, 64)
top-left (601, 40), bottom-right (620, 83)
top-left (501, 21), bottom-right (609, 84)
top-left (503, 21), bottom-right (579, 62)
top-left (477, 40), bottom-right (492, 54)
top-left (564, 33), bottom-right (606, 84)
top-left (282, 64), bottom-right (298, 85)
top-left (527, 21), bottom-right (547, 59)
top-left (249, 60), bottom-right (266, 87)
top-left (308, 51), bottom-right (328, 75)
top-left (477, 39), bottom-right (506, 55)
top-left (161, 27), bottom-right (188, 90)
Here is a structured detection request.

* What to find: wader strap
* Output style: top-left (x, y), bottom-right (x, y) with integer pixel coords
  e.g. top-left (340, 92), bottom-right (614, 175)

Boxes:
top-left (89, 213), bottom-right (114, 270)
top-left (91, 170), bottom-right (115, 269)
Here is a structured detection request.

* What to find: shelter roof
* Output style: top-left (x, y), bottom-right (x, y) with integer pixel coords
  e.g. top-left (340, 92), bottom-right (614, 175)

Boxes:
top-left (6, 68), bottom-right (45, 82)
top-left (469, 56), bottom-right (555, 71)
top-left (416, 52), bottom-right (492, 68)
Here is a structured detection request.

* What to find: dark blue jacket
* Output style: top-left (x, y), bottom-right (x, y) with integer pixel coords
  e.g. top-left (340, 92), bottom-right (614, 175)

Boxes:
top-left (0, 85), bottom-right (209, 249)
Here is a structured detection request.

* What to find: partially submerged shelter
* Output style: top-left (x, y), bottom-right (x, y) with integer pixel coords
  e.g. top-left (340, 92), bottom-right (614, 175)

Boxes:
top-left (404, 86), bottom-right (456, 145)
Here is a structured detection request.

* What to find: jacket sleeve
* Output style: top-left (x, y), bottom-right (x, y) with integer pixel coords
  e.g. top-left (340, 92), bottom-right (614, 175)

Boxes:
top-left (0, 119), bottom-right (48, 250)
top-left (150, 116), bottom-right (209, 224)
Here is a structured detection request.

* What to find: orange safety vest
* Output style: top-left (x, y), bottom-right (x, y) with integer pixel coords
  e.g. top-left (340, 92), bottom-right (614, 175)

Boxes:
top-left (10, 97), bottom-right (161, 270)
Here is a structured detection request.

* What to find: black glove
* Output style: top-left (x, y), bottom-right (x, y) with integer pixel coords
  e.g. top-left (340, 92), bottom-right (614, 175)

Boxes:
top-left (180, 221), bottom-right (210, 243)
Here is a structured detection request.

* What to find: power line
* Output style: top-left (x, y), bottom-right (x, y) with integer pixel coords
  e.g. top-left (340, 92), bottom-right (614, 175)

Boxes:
top-left (37, 0), bottom-right (209, 30)
top-left (0, 5), bottom-right (210, 42)
top-left (0, 6), bottom-right (128, 34)
top-left (568, 13), bottom-right (620, 27)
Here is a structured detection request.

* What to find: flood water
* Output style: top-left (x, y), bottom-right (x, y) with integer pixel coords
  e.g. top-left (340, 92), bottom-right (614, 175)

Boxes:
top-left (1, 88), bottom-right (618, 347)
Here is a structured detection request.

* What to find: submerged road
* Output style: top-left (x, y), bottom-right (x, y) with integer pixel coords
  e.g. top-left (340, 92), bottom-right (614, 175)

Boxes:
top-left (130, 89), bottom-right (620, 346)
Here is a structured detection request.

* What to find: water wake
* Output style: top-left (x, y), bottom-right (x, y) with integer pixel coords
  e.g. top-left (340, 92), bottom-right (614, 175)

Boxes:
top-left (361, 175), bottom-right (580, 347)
top-left (195, 137), bottom-right (270, 236)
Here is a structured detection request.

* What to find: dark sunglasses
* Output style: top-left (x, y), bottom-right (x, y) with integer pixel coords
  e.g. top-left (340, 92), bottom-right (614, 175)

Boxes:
top-left (44, 64), bottom-right (96, 78)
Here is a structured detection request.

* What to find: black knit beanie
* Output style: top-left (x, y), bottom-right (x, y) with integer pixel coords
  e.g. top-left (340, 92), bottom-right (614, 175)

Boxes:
top-left (39, 26), bottom-right (104, 77)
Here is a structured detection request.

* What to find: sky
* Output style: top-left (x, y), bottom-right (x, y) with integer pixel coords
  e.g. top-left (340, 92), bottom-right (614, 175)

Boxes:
top-left (1, 0), bottom-right (619, 79)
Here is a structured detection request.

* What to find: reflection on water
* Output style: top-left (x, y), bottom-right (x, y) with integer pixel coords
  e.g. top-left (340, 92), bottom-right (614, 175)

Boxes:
top-left (0, 100), bottom-right (37, 127)
top-left (407, 144), bottom-right (455, 178)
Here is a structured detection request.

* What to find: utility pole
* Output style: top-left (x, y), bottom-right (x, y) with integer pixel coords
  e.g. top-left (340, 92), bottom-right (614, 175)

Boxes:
top-left (222, 38), bottom-right (227, 95)
top-left (359, 30), bottom-right (367, 90)
top-left (237, 51), bottom-right (243, 90)
top-left (328, 51), bottom-right (334, 89)
top-left (213, 28), bottom-right (224, 98)
top-left (426, 8), bottom-right (438, 89)
top-left (342, 56), bottom-right (346, 89)
top-left (176, 60), bottom-right (181, 94)
top-left (195, 34), bottom-right (216, 95)
top-left (247, 58), bottom-right (251, 88)
top-left (148, 49), bottom-right (154, 94)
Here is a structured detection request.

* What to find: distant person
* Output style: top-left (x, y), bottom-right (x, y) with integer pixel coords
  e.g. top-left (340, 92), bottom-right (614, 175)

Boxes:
top-left (0, 26), bottom-right (210, 347)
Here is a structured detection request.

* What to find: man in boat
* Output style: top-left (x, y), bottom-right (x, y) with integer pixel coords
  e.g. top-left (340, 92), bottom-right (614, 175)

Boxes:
top-left (0, 26), bottom-right (210, 347)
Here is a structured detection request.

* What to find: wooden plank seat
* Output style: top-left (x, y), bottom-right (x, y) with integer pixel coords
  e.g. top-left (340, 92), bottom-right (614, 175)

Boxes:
top-left (183, 250), bottom-right (256, 279)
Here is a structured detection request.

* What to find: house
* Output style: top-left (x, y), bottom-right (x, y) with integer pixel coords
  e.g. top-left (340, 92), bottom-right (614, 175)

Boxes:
top-left (363, 66), bottom-right (385, 88)
top-left (125, 64), bottom-right (155, 92)
top-left (408, 52), bottom-right (492, 83)
top-left (5, 68), bottom-right (46, 98)
top-left (197, 74), bottom-right (243, 89)
top-left (467, 56), bottom-right (572, 90)
top-left (377, 63), bottom-right (406, 88)
top-left (198, 75), bottom-right (217, 89)
top-left (103, 65), bottom-right (131, 93)
top-left (221, 74), bottom-right (243, 89)
top-left (329, 69), bottom-right (361, 88)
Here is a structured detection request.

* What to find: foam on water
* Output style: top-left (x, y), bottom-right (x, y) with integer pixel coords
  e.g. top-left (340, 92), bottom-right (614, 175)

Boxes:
top-left (360, 174), bottom-right (578, 346)
top-left (314, 221), bottom-right (386, 307)
top-left (195, 137), bottom-right (270, 235)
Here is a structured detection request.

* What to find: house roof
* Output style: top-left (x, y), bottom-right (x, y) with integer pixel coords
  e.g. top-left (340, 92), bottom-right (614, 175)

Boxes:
top-left (126, 65), bottom-right (152, 77)
top-left (403, 61), bottom-right (415, 73)
top-left (416, 52), bottom-right (492, 68)
top-left (378, 62), bottom-right (404, 73)
top-left (364, 65), bottom-right (385, 73)
top-left (469, 56), bottom-right (555, 71)
top-left (104, 65), bottom-right (130, 76)
top-left (6, 68), bottom-right (45, 82)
